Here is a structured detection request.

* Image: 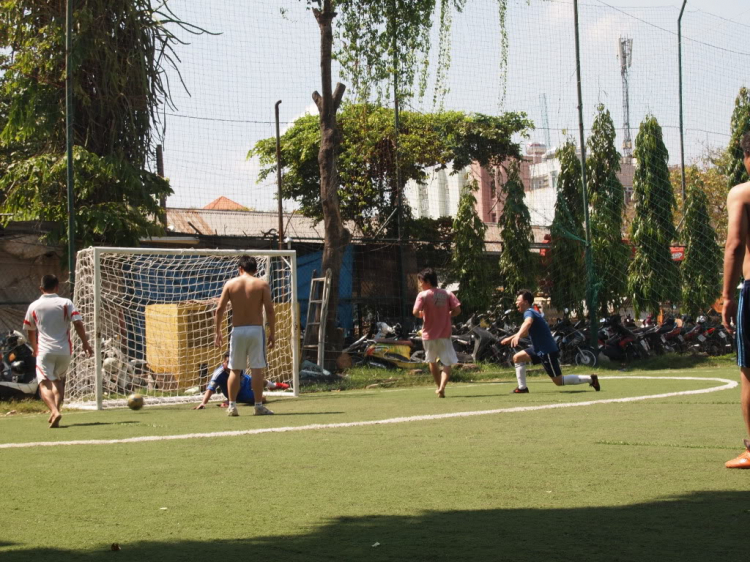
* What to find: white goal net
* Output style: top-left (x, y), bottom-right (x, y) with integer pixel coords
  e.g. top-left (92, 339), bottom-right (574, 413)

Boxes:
top-left (66, 248), bottom-right (299, 409)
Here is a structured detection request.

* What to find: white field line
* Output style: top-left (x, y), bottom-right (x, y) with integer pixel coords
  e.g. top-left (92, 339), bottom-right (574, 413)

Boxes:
top-left (0, 376), bottom-right (737, 450)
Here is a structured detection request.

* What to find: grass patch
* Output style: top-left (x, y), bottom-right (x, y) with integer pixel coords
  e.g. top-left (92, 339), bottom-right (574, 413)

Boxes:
top-left (0, 370), bottom-right (745, 561)
top-left (0, 396), bottom-right (47, 415)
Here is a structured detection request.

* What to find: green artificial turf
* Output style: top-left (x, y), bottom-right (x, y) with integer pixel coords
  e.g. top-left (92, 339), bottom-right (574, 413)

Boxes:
top-left (0, 366), bottom-right (746, 562)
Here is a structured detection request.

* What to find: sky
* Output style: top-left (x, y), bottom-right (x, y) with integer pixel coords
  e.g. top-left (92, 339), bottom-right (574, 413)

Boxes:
top-left (159, 0), bottom-right (750, 212)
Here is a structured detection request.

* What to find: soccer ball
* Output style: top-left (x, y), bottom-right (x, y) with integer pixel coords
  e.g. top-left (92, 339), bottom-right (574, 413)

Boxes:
top-left (103, 357), bottom-right (119, 373)
top-left (127, 393), bottom-right (145, 410)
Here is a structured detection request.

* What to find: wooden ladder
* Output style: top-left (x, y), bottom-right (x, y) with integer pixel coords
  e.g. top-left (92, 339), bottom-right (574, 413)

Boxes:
top-left (302, 269), bottom-right (332, 366)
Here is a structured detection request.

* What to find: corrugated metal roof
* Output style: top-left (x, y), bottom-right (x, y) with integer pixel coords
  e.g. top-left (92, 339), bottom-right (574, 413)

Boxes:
top-left (165, 208), bottom-right (328, 239)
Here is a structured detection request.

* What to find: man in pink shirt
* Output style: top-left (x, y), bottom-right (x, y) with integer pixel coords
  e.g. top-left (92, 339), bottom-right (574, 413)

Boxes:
top-left (24, 275), bottom-right (93, 428)
top-left (413, 268), bottom-right (461, 398)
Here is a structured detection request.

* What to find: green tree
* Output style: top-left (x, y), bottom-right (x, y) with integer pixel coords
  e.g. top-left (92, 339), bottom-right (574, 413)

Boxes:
top-left (628, 115), bottom-right (680, 317)
top-left (725, 86), bottom-right (750, 190)
top-left (497, 159), bottom-right (535, 296)
top-left (250, 104), bottom-right (530, 235)
top-left (0, 0), bottom-right (182, 250)
top-left (449, 179), bottom-right (495, 314)
top-left (681, 173), bottom-right (721, 316)
top-left (548, 139), bottom-right (586, 316)
top-left (587, 104), bottom-right (629, 315)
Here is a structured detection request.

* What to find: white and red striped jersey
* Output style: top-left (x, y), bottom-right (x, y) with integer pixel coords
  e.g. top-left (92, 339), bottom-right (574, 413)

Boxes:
top-left (24, 294), bottom-right (81, 355)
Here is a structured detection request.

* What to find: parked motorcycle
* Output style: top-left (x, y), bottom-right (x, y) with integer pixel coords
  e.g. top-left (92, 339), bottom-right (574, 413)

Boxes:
top-left (0, 330), bottom-right (38, 399)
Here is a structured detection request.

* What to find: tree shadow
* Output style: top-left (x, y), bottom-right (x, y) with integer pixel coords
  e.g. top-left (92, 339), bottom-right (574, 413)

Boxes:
top-left (2, 490), bottom-right (746, 561)
top-left (62, 421), bottom-right (141, 428)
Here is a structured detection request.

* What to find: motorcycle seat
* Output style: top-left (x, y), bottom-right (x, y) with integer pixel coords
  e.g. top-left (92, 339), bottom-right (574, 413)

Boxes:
top-left (373, 339), bottom-right (413, 347)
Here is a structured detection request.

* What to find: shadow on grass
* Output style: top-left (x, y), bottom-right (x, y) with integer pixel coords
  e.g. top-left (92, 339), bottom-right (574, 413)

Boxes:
top-left (63, 421), bottom-right (141, 428)
top-left (3, 490), bottom-right (746, 562)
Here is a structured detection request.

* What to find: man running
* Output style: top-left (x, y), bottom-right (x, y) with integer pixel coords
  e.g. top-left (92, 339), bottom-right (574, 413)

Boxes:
top-left (215, 256), bottom-right (275, 417)
top-left (501, 289), bottom-right (599, 394)
top-left (721, 131), bottom-right (750, 469)
top-left (24, 274), bottom-right (93, 428)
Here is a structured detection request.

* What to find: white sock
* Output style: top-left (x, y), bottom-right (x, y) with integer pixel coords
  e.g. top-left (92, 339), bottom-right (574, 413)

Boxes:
top-left (228, 401), bottom-right (237, 408)
top-left (514, 363), bottom-right (527, 389)
top-left (266, 381), bottom-right (276, 389)
top-left (561, 375), bottom-right (591, 386)
top-left (255, 402), bottom-right (263, 408)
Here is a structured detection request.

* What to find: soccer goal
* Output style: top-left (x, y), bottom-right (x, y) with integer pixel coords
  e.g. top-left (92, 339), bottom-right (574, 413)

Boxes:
top-left (66, 247), bottom-right (299, 409)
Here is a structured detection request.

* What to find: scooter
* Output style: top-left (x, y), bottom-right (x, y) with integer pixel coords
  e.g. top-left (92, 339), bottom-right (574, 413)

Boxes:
top-left (0, 331), bottom-right (38, 399)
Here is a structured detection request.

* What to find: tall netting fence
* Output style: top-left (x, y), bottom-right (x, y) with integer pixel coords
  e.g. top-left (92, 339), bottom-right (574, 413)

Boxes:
top-left (153, 0), bottom-right (745, 328)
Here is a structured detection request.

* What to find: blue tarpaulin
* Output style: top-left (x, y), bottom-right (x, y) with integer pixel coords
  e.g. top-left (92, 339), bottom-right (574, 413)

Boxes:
top-left (297, 245), bottom-right (353, 334)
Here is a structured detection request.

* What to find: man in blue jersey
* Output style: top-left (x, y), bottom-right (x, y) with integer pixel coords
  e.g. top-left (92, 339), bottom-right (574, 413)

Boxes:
top-left (193, 352), bottom-right (289, 409)
top-left (501, 289), bottom-right (600, 394)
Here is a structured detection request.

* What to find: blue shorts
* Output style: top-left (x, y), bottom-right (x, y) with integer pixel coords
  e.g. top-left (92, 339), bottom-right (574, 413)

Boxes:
top-left (737, 280), bottom-right (750, 367)
top-left (526, 346), bottom-right (563, 378)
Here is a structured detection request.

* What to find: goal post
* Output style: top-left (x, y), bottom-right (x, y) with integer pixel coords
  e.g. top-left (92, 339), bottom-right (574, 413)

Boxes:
top-left (66, 247), bottom-right (299, 409)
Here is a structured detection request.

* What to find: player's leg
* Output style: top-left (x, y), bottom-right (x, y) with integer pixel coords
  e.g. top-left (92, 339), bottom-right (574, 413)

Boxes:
top-left (423, 340), bottom-right (442, 390)
top-left (39, 380), bottom-right (59, 425)
top-left (436, 338), bottom-right (458, 398)
top-left (546, 354), bottom-right (599, 390)
top-left (512, 349), bottom-right (533, 393)
top-left (250, 327), bottom-right (273, 415)
top-left (36, 355), bottom-right (61, 426)
top-left (52, 355), bottom-right (71, 410)
top-left (226, 328), bottom-right (250, 416)
top-left (726, 367), bottom-right (750, 468)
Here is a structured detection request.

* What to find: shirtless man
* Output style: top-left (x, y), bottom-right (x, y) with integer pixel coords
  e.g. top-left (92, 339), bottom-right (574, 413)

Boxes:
top-left (215, 256), bottom-right (275, 417)
top-left (24, 274), bottom-right (93, 428)
top-left (721, 131), bottom-right (750, 469)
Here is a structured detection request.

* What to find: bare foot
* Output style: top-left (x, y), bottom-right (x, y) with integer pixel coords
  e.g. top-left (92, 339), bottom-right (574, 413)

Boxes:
top-left (49, 413), bottom-right (62, 428)
top-left (437, 388), bottom-right (445, 398)
top-left (48, 411), bottom-right (54, 424)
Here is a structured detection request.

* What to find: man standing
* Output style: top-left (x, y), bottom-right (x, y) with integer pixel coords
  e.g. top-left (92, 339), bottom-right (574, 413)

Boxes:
top-left (24, 275), bottom-right (93, 428)
top-left (721, 131), bottom-right (750, 469)
top-left (413, 268), bottom-right (461, 398)
top-left (501, 289), bottom-right (599, 394)
top-left (215, 256), bottom-right (275, 417)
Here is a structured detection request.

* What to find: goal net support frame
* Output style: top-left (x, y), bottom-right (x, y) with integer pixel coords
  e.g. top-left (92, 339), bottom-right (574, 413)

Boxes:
top-left (66, 247), bottom-right (299, 409)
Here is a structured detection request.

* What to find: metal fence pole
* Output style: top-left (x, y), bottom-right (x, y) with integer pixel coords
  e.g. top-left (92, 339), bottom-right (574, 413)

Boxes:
top-left (573, 0), bottom-right (597, 347)
top-left (678, 0), bottom-right (688, 209)
top-left (65, 0), bottom-right (76, 286)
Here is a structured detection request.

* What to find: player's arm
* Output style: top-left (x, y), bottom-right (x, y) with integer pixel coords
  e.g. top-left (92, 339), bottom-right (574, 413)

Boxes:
top-left (263, 282), bottom-right (275, 349)
top-left (214, 283), bottom-right (231, 347)
top-left (413, 294), bottom-right (423, 318)
top-left (502, 317), bottom-right (533, 346)
top-left (193, 388), bottom-right (215, 409)
top-left (723, 186), bottom-right (749, 333)
top-left (26, 329), bottom-right (38, 357)
top-left (450, 306), bottom-right (461, 317)
top-left (73, 320), bottom-right (94, 357)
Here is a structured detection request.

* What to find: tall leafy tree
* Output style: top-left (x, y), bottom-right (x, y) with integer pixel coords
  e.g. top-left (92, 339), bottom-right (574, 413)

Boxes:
top-left (449, 179), bottom-right (495, 315)
top-left (250, 104), bottom-right (530, 235)
top-left (725, 86), bottom-right (750, 190)
top-left (301, 0), bottom-right (512, 356)
top-left (0, 0), bottom-right (181, 250)
top-left (681, 173), bottom-right (721, 316)
top-left (587, 104), bottom-right (629, 315)
top-left (627, 114), bottom-right (680, 316)
top-left (548, 139), bottom-right (586, 316)
top-left (497, 159), bottom-right (535, 296)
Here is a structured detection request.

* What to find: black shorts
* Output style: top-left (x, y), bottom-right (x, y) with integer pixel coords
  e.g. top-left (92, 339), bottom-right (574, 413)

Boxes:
top-left (526, 346), bottom-right (562, 378)
top-left (737, 280), bottom-right (750, 368)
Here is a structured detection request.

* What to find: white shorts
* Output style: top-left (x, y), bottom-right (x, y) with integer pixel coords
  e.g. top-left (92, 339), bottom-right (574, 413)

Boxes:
top-left (423, 338), bottom-right (458, 366)
top-left (229, 325), bottom-right (267, 370)
top-left (36, 353), bottom-right (72, 382)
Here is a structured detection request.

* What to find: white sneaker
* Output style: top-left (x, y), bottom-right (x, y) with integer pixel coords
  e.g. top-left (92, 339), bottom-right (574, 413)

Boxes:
top-left (227, 405), bottom-right (239, 417)
top-left (254, 405), bottom-right (274, 416)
